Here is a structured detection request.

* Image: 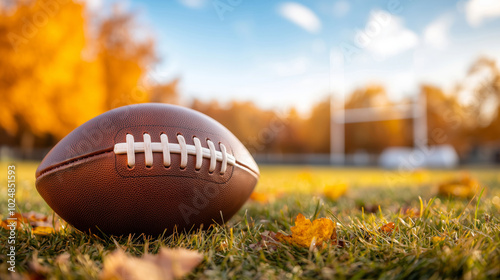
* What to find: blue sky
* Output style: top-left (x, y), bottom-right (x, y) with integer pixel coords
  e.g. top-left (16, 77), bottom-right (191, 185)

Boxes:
top-left (101, 0), bottom-right (500, 113)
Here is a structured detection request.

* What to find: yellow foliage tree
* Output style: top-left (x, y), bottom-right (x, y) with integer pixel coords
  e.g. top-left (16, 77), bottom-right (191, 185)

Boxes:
top-left (0, 1), bottom-right (174, 152)
top-left (344, 84), bottom-right (412, 153)
top-left (0, 0), bottom-right (106, 140)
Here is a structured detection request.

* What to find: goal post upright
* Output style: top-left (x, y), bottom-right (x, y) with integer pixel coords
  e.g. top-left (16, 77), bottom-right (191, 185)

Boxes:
top-left (413, 91), bottom-right (427, 148)
top-left (329, 49), bottom-right (346, 165)
top-left (329, 49), bottom-right (428, 165)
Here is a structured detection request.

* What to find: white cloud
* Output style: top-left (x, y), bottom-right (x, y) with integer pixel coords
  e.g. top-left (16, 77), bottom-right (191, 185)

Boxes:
top-left (357, 10), bottom-right (418, 58)
top-left (278, 2), bottom-right (321, 33)
top-left (423, 14), bottom-right (454, 50)
top-left (466, 0), bottom-right (500, 26)
top-left (178, 0), bottom-right (207, 9)
top-left (333, 1), bottom-right (350, 18)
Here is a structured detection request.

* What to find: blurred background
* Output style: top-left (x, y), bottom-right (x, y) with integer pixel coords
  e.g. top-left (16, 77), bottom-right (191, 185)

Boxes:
top-left (1, 0), bottom-right (499, 167)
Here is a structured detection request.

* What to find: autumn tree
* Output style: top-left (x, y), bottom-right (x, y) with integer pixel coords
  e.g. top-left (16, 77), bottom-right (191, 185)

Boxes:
top-left (300, 98), bottom-right (330, 153)
top-left (422, 85), bottom-right (467, 154)
top-left (191, 99), bottom-right (282, 154)
top-left (0, 0), bottom-right (106, 152)
top-left (463, 57), bottom-right (500, 142)
top-left (0, 0), bottom-right (177, 153)
top-left (96, 6), bottom-right (156, 109)
top-left (343, 84), bottom-right (412, 153)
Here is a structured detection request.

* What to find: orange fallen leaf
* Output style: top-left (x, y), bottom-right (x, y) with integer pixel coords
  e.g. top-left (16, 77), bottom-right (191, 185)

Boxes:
top-left (276, 213), bottom-right (336, 248)
top-left (438, 175), bottom-right (483, 198)
top-left (403, 207), bottom-right (420, 218)
top-left (23, 211), bottom-right (48, 223)
top-left (1, 212), bottom-right (66, 233)
top-left (431, 236), bottom-right (446, 243)
top-left (379, 222), bottom-right (397, 234)
top-left (1, 212), bottom-right (29, 230)
top-left (100, 248), bottom-right (203, 280)
top-left (32, 226), bottom-right (55, 235)
top-left (323, 182), bottom-right (348, 201)
top-left (250, 192), bottom-right (271, 203)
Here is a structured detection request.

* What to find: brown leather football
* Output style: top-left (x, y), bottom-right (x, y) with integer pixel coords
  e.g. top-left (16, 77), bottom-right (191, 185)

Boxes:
top-left (35, 103), bottom-right (259, 236)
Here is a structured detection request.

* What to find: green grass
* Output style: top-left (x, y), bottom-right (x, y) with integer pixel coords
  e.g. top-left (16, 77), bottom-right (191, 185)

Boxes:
top-left (1, 162), bottom-right (500, 279)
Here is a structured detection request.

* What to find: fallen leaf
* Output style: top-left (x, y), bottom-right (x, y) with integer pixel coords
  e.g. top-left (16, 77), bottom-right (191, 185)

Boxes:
top-left (1, 212), bottom-right (66, 233)
top-left (438, 175), bottom-right (483, 198)
top-left (1, 212), bottom-right (28, 230)
top-left (276, 213), bottom-right (336, 248)
top-left (249, 192), bottom-right (272, 204)
top-left (402, 207), bottom-right (420, 218)
top-left (249, 231), bottom-right (280, 251)
top-left (357, 202), bottom-right (380, 214)
top-left (431, 236), bottom-right (446, 243)
top-left (23, 211), bottom-right (48, 223)
top-left (379, 222), bottom-right (397, 234)
top-left (100, 248), bottom-right (203, 280)
top-left (323, 182), bottom-right (348, 201)
top-left (32, 226), bottom-right (55, 235)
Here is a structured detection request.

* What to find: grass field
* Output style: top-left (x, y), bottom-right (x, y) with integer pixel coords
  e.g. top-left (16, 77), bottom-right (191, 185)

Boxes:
top-left (1, 162), bottom-right (500, 279)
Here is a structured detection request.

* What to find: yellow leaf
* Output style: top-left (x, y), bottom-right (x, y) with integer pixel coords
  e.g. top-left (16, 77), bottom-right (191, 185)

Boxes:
top-left (276, 213), bottom-right (336, 248)
top-left (32, 226), bottom-right (55, 235)
top-left (250, 192), bottom-right (271, 203)
top-left (1, 212), bottom-right (28, 230)
top-left (23, 211), bottom-right (48, 222)
top-left (403, 207), bottom-right (420, 218)
top-left (432, 236), bottom-right (446, 243)
top-left (438, 175), bottom-right (483, 198)
top-left (379, 222), bottom-right (397, 234)
top-left (323, 182), bottom-right (348, 200)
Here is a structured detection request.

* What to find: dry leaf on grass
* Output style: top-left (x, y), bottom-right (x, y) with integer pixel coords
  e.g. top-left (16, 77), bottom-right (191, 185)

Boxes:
top-left (1, 212), bottom-right (29, 230)
top-left (357, 202), bottom-right (380, 214)
top-left (249, 192), bottom-right (272, 204)
top-left (275, 213), bottom-right (336, 248)
top-left (431, 236), bottom-right (446, 243)
top-left (0, 212), bottom-right (66, 234)
top-left (23, 211), bottom-right (48, 222)
top-left (32, 226), bottom-right (55, 235)
top-left (402, 207), bottom-right (421, 218)
top-left (323, 182), bottom-right (348, 201)
top-left (249, 231), bottom-right (281, 251)
top-left (438, 175), bottom-right (483, 198)
top-left (431, 233), bottom-right (447, 244)
top-left (379, 222), bottom-right (397, 234)
top-left (100, 248), bottom-right (203, 280)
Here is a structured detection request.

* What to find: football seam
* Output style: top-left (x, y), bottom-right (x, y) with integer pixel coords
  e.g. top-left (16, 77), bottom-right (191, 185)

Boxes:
top-left (36, 149), bottom-right (252, 184)
top-left (36, 149), bottom-right (114, 178)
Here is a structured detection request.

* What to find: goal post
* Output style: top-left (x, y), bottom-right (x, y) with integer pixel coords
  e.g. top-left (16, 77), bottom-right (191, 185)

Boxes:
top-left (329, 50), bottom-right (428, 165)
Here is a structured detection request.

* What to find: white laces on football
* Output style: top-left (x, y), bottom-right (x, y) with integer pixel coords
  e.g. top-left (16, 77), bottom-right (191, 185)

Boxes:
top-left (113, 133), bottom-right (235, 174)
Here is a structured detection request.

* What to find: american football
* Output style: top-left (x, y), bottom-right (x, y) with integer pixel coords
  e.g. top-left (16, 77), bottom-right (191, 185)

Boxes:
top-left (35, 103), bottom-right (259, 236)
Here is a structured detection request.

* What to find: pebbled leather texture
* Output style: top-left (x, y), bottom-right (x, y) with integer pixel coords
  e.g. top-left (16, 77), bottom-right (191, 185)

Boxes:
top-left (35, 103), bottom-right (259, 236)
